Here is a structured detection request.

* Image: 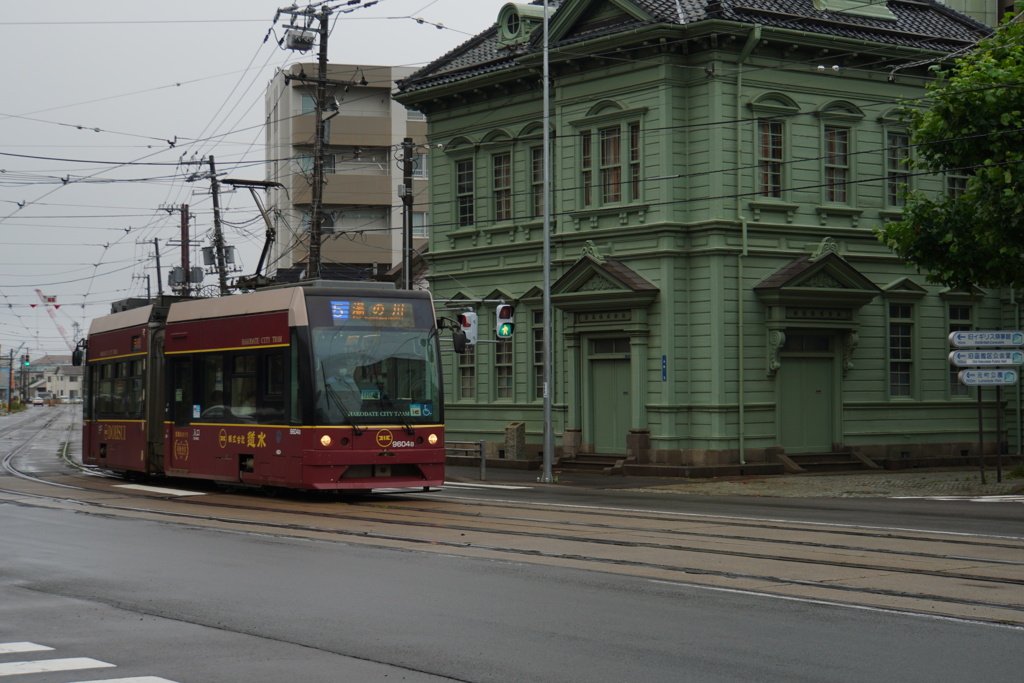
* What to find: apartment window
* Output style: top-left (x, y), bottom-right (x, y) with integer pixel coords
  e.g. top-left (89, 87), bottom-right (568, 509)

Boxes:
top-left (297, 153), bottom-right (335, 175)
top-left (824, 126), bottom-right (850, 203)
top-left (457, 345), bottom-right (476, 400)
top-left (412, 212), bottom-right (429, 239)
top-left (531, 147), bottom-right (544, 217)
top-left (495, 338), bottom-right (513, 399)
top-left (599, 126), bottom-right (622, 203)
top-left (949, 305), bottom-right (972, 396)
top-left (886, 132), bottom-right (910, 207)
top-left (758, 120), bottom-right (784, 197)
top-left (413, 153), bottom-right (428, 178)
top-left (629, 122), bottom-right (641, 201)
top-left (889, 303), bottom-right (914, 397)
top-left (493, 152), bottom-right (512, 221)
top-left (581, 130), bottom-right (593, 206)
top-left (456, 159), bottom-right (475, 227)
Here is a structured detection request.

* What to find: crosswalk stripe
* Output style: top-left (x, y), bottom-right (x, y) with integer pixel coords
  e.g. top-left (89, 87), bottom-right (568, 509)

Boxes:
top-left (0, 643), bottom-right (53, 655)
top-left (69, 678), bottom-right (179, 683)
top-left (0, 657), bottom-right (115, 676)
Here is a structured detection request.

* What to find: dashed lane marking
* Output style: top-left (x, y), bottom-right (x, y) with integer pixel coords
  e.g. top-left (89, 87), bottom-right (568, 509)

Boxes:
top-left (69, 678), bottom-right (178, 683)
top-left (113, 484), bottom-right (206, 497)
top-left (441, 482), bottom-right (533, 490)
top-left (891, 495), bottom-right (1024, 503)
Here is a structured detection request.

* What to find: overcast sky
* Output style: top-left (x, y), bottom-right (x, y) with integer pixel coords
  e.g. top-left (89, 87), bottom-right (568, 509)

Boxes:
top-left (0, 0), bottom-right (514, 357)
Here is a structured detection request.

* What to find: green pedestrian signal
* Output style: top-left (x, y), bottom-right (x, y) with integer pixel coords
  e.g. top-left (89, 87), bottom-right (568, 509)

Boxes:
top-left (495, 304), bottom-right (515, 339)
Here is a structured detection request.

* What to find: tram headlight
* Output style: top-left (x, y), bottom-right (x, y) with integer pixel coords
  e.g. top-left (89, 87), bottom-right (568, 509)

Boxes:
top-left (427, 433), bottom-right (438, 446)
top-left (320, 434), bottom-right (332, 447)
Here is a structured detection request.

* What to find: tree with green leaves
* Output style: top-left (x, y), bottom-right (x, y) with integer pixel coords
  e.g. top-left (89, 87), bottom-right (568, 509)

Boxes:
top-left (877, 6), bottom-right (1024, 290)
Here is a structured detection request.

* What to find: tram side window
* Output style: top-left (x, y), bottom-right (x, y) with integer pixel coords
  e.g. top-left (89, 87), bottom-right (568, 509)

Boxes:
top-left (231, 354), bottom-right (257, 418)
top-left (129, 359), bottom-right (145, 416)
top-left (170, 358), bottom-right (193, 426)
top-left (200, 355), bottom-right (225, 418)
top-left (97, 363), bottom-right (114, 414)
top-left (261, 352), bottom-right (286, 423)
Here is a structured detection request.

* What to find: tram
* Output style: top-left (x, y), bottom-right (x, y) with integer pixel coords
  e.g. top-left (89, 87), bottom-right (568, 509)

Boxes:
top-left (78, 282), bottom-right (445, 491)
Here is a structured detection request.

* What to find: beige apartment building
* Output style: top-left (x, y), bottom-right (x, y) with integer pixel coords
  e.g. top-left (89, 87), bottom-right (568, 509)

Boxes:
top-left (264, 63), bottom-right (429, 280)
top-left (940, 0), bottom-right (1015, 26)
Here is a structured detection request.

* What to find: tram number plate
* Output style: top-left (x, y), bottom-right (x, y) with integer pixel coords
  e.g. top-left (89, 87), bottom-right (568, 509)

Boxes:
top-left (391, 441), bottom-right (415, 449)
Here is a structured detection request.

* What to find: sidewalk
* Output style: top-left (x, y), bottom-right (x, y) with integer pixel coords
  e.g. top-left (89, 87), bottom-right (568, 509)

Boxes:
top-left (446, 464), bottom-right (1024, 498)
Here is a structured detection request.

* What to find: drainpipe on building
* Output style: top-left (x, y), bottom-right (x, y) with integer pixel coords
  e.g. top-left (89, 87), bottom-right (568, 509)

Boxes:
top-left (734, 26), bottom-right (761, 466)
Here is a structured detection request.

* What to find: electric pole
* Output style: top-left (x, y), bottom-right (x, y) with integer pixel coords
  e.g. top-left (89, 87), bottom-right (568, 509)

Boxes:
top-left (208, 156), bottom-right (229, 294)
top-left (180, 204), bottom-right (191, 297)
top-left (307, 7), bottom-right (331, 280)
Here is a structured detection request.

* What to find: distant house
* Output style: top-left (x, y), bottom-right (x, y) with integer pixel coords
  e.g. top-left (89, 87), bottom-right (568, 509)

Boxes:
top-left (47, 364), bottom-right (84, 401)
top-left (395, 1), bottom-right (1004, 473)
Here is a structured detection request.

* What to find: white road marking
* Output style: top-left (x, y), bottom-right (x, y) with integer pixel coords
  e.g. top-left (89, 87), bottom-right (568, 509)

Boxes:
top-left (0, 643), bottom-right (53, 655)
top-left (647, 580), bottom-right (1024, 632)
top-left (0, 657), bottom-right (115, 676)
top-left (113, 484), bottom-right (206, 497)
top-left (442, 481), bottom-right (532, 490)
top-left (891, 495), bottom-right (1024, 503)
top-left (70, 678), bottom-right (179, 683)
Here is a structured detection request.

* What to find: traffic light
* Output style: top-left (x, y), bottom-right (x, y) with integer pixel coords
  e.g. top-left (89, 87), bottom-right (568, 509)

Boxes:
top-left (495, 304), bottom-right (515, 339)
top-left (23, 354), bottom-right (29, 367)
top-left (457, 311), bottom-right (478, 346)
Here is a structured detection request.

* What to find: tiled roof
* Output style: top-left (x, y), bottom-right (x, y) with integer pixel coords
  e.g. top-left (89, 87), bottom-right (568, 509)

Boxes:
top-left (397, 0), bottom-right (990, 95)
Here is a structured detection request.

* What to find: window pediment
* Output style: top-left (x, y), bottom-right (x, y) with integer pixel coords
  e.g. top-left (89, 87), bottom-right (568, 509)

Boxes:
top-left (816, 100), bottom-right (865, 122)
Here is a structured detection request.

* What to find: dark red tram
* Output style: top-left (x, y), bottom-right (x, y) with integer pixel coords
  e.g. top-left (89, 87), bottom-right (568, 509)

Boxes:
top-left (80, 282), bottom-right (445, 491)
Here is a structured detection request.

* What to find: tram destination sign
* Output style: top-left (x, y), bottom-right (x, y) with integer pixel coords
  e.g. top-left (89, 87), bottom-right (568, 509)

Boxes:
top-left (958, 369), bottom-right (1019, 386)
top-left (948, 330), bottom-right (1024, 348)
top-left (949, 349), bottom-right (1024, 367)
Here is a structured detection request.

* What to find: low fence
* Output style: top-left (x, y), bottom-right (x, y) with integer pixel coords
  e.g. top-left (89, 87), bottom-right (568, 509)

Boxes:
top-left (446, 439), bottom-right (486, 481)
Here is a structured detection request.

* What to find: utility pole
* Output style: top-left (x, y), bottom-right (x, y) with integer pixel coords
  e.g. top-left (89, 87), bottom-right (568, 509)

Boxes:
top-left (179, 204), bottom-right (191, 297)
top-left (402, 137), bottom-right (414, 290)
top-left (153, 238), bottom-right (164, 297)
top-left (208, 157), bottom-right (229, 294)
top-left (307, 7), bottom-right (331, 280)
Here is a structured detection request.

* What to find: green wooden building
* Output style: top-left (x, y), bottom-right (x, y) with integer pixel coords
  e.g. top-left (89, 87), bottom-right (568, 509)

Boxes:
top-left (395, 0), bottom-right (1017, 474)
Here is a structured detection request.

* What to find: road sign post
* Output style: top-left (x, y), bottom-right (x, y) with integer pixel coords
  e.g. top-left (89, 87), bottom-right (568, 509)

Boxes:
top-left (949, 331), bottom-right (1023, 484)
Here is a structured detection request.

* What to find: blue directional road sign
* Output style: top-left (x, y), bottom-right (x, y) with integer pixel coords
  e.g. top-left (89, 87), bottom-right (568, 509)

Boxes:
top-left (958, 369), bottom-right (1019, 386)
top-left (949, 349), bottom-right (1024, 367)
top-left (948, 330), bottom-right (1024, 348)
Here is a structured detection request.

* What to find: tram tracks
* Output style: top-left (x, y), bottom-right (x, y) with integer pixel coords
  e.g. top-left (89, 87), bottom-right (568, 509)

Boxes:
top-left (2, 418), bottom-right (1022, 628)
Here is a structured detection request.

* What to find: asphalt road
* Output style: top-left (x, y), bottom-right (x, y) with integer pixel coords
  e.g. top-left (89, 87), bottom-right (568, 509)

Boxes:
top-left (2, 406), bottom-right (1022, 682)
top-left (1, 503), bottom-right (1022, 683)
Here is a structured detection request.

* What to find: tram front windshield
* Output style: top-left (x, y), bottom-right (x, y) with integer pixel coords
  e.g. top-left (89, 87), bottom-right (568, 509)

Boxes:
top-left (309, 296), bottom-right (441, 427)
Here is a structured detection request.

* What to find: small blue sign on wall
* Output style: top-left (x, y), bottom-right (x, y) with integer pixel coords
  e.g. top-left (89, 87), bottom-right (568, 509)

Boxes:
top-left (662, 355), bottom-right (667, 382)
